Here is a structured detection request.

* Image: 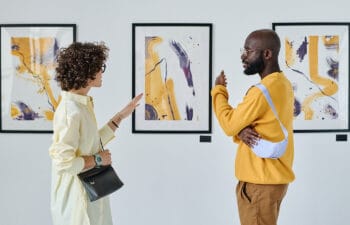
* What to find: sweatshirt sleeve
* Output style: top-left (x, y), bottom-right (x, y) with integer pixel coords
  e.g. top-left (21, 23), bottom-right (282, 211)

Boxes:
top-left (49, 108), bottom-right (84, 175)
top-left (211, 84), bottom-right (267, 137)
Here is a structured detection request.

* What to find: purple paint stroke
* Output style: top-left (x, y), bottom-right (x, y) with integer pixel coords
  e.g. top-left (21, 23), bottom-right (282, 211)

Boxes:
top-left (145, 104), bottom-right (158, 120)
top-left (186, 104), bottom-right (193, 120)
top-left (12, 44), bottom-right (20, 51)
top-left (53, 38), bottom-right (59, 57)
top-left (294, 98), bottom-right (301, 117)
top-left (326, 57), bottom-right (339, 80)
top-left (169, 40), bottom-right (195, 94)
top-left (14, 101), bottom-right (41, 120)
top-left (41, 38), bottom-right (59, 65)
top-left (324, 104), bottom-right (338, 119)
top-left (296, 36), bottom-right (308, 62)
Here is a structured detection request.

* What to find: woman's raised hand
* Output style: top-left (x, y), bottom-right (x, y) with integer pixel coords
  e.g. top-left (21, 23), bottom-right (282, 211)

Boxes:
top-left (118, 93), bottom-right (143, 119)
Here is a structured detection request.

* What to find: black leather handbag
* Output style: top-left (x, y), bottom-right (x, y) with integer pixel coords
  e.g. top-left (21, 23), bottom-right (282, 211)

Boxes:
top-left (78, 139), bottom-right (124, 202)
top-left (78, 165), bottom-right (123, 202)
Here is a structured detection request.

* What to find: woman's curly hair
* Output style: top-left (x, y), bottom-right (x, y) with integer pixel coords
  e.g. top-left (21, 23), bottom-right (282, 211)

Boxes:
top-left (55, 42), bottom-right (109, 91)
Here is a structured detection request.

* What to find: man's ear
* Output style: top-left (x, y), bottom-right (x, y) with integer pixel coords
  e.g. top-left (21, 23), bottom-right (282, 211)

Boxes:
top-left (263, 49), bottom-right (273, 59)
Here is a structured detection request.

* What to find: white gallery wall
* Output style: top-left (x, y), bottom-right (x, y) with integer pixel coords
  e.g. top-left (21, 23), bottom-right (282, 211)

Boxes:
top-left (0, 0), bottom-right (350, 225)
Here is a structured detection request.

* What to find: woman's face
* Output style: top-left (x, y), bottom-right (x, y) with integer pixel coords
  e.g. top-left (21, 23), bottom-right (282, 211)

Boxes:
top-left (88, 70), bottom-right (103, 88)
top-left (88, 63), bottom-right (106, 88)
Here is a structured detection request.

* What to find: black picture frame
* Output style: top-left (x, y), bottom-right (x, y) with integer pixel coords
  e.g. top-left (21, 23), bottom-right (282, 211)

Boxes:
top-left (0, 24), bottom-right (76, 133)
top-left (132, 23), bottom-right (212, 133)
top-left (273, 22), bottom-right (350, 133)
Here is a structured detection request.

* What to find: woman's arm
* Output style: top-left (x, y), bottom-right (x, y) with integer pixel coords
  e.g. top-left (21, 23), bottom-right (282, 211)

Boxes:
top-left (107, 93), bottom-right (143, 131)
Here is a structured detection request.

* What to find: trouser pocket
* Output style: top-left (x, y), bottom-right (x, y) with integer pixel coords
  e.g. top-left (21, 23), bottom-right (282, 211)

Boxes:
top-left (236, 181), bottom-right (252, 203)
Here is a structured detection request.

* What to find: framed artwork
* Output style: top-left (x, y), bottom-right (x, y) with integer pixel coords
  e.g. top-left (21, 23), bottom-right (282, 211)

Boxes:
top-left (132, 23), bottom-right (212, 133)
top-left (0, 24), bottom-right (76, 133)
top-left (273, 23), bottom-right (350, 132)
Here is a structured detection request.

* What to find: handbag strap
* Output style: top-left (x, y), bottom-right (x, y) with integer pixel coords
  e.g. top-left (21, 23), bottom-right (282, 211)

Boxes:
top-left (100, 138), bottom-right (105, 151)
top-left (255, 83), bottom-right (288, 138)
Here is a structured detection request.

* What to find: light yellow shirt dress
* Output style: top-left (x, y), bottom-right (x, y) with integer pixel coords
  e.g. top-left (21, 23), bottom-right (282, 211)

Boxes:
top-left (49, 91), bottom-right (116, 225)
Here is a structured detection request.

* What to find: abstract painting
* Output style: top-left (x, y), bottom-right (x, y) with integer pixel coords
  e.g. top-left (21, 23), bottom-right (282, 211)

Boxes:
top-left (273, 23), bottom-right (350, 132)
top-left (0, 24), bottom-right (76, 133)
top-left (132, 23), bottom-right (212, 133)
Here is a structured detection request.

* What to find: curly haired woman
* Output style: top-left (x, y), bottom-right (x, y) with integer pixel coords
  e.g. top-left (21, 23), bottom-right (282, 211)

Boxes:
top-left (49, 42), bottom-right (142, 225)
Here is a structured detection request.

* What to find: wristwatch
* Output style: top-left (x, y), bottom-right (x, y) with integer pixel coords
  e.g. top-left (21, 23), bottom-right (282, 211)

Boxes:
top-left (94, 153), bottom-right (103, 167)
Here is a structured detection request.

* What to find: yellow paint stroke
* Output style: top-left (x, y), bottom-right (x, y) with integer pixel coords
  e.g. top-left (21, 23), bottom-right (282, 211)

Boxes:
top-left (10, 104), bottom-right (20, 118)
top-left (285, 38), bottom-right (295, 67)
top-left (302, 36), bottom-right (338, 119)
top-left (11, 37), bottom-right (59, 121)
top-left (44, 95), bottom-right (61, 120)
top-left (322, 35), bottom-right (339, 52)
top-left (145, 37), bottom-right (181, 120)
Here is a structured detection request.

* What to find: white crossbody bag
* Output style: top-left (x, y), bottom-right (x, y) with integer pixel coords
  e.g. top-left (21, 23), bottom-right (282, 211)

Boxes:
top-left (251, 83), bottom-right (288, 159)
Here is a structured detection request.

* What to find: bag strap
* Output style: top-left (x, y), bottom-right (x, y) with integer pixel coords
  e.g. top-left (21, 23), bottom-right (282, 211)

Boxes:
top-left (100, 138), bottom-right (105, 151)
top-left (255, 83), bottom-right (288, 138)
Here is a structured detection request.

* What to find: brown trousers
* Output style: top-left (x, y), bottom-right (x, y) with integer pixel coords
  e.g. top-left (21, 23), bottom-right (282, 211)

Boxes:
top-left (236, 181), bottom-right (288, 225)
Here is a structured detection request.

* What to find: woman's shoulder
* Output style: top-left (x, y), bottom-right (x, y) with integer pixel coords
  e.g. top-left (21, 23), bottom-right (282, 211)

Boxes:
top-left (55, 99), bottom-right (83, 119)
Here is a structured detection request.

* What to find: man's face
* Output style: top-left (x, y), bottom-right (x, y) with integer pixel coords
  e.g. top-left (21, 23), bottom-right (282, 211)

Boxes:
top-left (243, 50), bottom-right (264, 75)
top-left (241, 34), bottom-right (265, 75)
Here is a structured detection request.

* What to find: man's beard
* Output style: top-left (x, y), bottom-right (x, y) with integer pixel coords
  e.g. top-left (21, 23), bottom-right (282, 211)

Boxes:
top-left (243, 53), bottom-right (264, 75)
